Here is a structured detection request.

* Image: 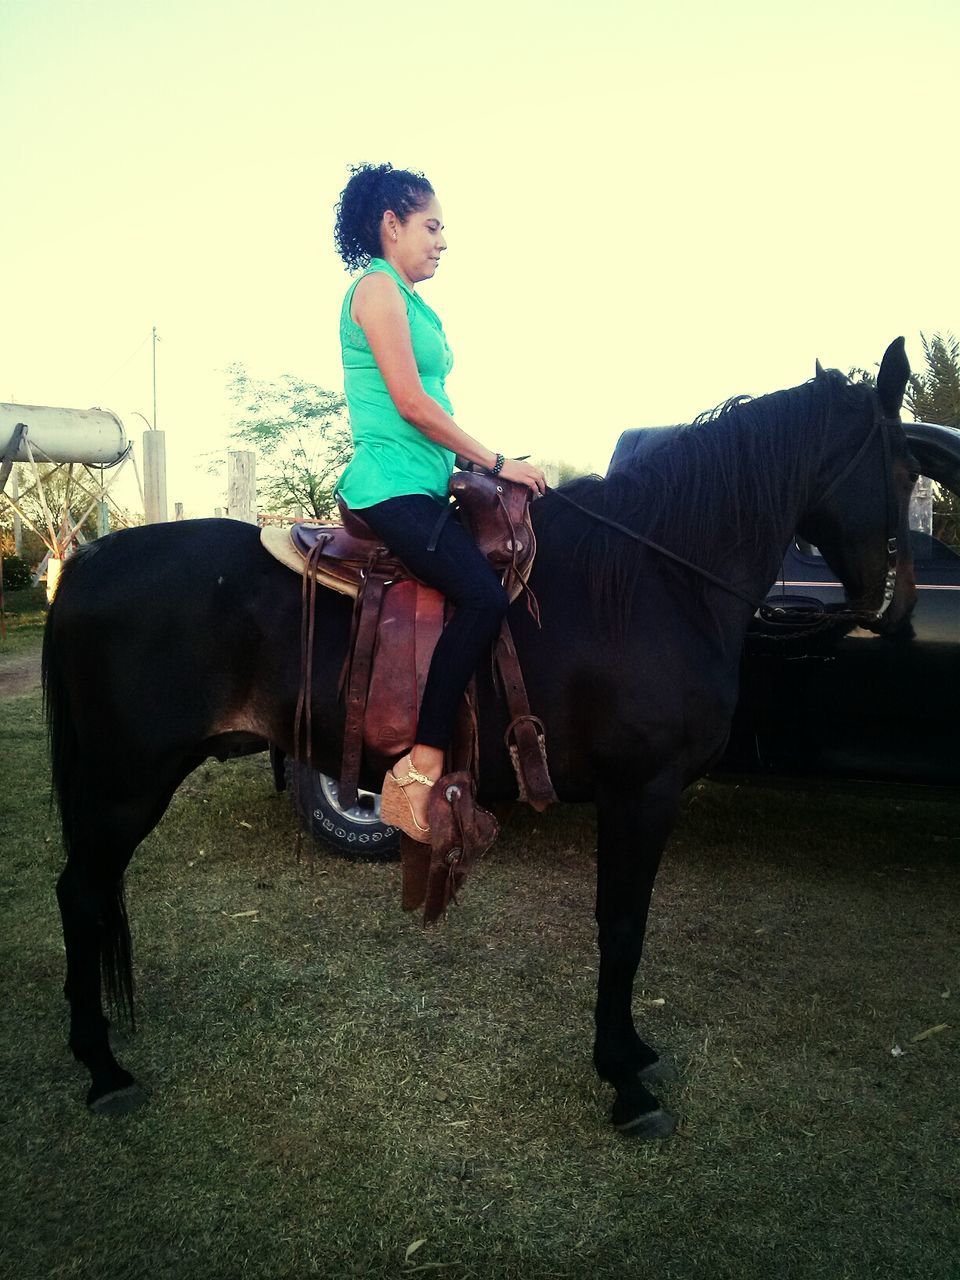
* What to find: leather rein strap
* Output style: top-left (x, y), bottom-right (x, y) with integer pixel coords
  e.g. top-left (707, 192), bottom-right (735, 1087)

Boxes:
top-left (546, 489), bottom-right (760, 609)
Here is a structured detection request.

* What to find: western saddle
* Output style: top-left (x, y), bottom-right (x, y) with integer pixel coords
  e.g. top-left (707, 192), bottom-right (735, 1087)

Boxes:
top-left (260, 470), bottom-right (557, 920)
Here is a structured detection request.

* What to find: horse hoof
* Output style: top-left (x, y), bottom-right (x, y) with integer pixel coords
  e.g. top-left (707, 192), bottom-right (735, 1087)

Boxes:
top-left (88, 1083), bottom-right (149, 1116)
top-left (614, 1107), bottom-right (677, 1141)
top-left (637, 1058), bottom-right (678, 1086)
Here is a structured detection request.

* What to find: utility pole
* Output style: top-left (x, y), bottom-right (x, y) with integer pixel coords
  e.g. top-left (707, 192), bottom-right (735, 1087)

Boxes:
top-left (152, 326), bottom-right (159, 430)
top-left (140, 328), bottom-right (166, 524)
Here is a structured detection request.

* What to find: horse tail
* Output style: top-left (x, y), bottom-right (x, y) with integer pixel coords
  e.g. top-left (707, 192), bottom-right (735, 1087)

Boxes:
top-left (42, 582), bottom-right (75, 838)
top-left (43, 556), bottom-right (136, 1027)
top-left (100, 883), bottom-right (135, 1029)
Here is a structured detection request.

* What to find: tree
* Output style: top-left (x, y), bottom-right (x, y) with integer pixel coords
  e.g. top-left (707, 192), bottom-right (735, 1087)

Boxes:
top-left (906, 331), bottom-right (960, 426)
top-left (224, 365), bottom-right (353, 520)
top-left (538, 458), bottom-right (596, 486)
top-left (1, 463), bottom-right (101, 563)
top-left (906, 332), bottom-right (960, 551)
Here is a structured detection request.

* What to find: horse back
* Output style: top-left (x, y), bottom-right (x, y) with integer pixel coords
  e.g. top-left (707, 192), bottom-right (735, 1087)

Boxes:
top-left (44, 520), bottom-right (351, 777)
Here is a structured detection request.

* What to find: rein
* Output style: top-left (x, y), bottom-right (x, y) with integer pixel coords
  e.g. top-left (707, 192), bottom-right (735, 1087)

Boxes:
top-left (545, 488), bottom-right (761, 609)
top-left (547, 391), bottom-right (903, 627)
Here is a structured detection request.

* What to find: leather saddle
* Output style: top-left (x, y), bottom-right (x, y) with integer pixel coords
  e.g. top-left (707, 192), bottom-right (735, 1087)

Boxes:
top-left (260, 471), bottom-right (556, 817)
top-left (261, 470), bottom-right (537, 606)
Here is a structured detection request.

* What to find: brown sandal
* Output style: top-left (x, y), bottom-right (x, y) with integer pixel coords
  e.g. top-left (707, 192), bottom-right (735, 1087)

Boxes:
top-left (379, 756), bottom-right (435, 842)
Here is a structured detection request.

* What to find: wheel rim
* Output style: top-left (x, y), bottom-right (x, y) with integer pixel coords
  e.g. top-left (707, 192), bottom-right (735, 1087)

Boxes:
top-left (317, 773), bottom-right (387, 827)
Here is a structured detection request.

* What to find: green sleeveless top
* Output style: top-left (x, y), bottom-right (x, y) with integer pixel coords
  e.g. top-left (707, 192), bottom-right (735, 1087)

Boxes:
top-left (336, 257), bottom-right (456, 508)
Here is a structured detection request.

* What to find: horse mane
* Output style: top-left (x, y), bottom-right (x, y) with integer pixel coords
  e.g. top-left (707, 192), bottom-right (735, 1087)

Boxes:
top-left (537, 369), bottom-right (863, 633)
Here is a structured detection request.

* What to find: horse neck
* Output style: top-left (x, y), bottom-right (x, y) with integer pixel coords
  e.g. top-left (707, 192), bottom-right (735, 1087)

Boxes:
top-left (669, 397), bottom-right (825, 605)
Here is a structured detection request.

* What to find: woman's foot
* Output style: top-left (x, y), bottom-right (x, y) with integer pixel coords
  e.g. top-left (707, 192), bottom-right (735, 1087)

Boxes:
top-left (380, 749), bottom-right (444, 841)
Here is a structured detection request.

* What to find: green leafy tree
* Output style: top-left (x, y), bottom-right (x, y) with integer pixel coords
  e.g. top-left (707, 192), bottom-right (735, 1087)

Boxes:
top-left (224, 365), bottom-right (353, 519)
top-left (539, 458), bottom-right (595, 486)
top-left (906, 331), bottom-right (960, 425)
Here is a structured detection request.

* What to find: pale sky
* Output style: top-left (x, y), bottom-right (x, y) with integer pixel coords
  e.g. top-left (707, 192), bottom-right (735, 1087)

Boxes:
top-left (2, 0), bottom-right (957, 517)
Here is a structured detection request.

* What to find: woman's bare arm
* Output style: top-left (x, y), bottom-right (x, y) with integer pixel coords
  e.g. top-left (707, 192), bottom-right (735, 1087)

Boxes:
top-left (351, 273), bottom-right (544, 492)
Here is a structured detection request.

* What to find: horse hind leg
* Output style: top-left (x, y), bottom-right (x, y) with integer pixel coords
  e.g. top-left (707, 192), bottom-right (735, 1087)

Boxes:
top-left (56, 787), bottom-right (174, 1114)
top-left (57, 853), bottom-right (144, 1113)
top-left (593, 773), bottom-right (680, 1139)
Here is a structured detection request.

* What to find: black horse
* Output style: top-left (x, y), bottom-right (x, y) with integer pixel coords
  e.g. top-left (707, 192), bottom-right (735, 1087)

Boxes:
top-left (43, 339), bottom-right (917, 1137)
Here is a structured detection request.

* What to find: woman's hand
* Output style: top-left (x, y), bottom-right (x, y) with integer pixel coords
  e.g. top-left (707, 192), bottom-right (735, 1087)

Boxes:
top-left (499, 457), bottom-right (547, 496)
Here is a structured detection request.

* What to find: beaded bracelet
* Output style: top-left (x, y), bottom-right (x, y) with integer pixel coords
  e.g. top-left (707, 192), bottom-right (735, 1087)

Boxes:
top-left (488, 452), bottom-right (506, 476)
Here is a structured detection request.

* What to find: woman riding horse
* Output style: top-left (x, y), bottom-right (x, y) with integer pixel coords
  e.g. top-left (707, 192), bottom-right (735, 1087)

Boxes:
top-left (333, 163), bottom-right (545, 839)
top-left (42, 337), bottom-right (916, 1135)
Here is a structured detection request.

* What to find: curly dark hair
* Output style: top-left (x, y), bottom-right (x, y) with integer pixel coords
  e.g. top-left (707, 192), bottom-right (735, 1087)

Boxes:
top-left (333, 163), bottom-right (435, 271)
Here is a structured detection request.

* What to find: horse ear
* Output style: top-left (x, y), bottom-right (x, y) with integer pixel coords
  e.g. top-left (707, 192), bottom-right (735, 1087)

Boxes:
top-left (876, 337), bottom-right (910, 418)
top-left (815, 358), bottom-right (826, 378)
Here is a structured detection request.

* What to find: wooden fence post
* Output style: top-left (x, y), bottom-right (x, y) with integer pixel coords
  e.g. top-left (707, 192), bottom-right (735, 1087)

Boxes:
top-left (227, 450), bottom-right (257, 524)
top-left (143, 430), bottom-right (168, 524)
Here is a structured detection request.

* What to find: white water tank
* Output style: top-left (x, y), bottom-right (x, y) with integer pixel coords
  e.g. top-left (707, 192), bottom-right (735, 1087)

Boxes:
top-left (0, 403), bottom-right (129, 467)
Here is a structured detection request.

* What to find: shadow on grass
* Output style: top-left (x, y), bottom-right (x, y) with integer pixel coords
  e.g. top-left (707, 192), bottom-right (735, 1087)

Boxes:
top-left (1, 661), bottom-right (958, 1279)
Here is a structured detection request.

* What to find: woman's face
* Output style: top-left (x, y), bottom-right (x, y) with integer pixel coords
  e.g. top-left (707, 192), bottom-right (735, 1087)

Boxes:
top-left (383, 195), bottom-right (447, 286)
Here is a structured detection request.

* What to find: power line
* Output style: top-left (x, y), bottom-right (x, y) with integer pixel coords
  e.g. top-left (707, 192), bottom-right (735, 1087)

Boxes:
top-left (100, 331), bottom-right (152, 386)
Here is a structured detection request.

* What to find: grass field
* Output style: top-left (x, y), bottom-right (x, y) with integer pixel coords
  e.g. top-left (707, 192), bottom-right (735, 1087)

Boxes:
top-left (1, 615), bottom-right (958, 1279)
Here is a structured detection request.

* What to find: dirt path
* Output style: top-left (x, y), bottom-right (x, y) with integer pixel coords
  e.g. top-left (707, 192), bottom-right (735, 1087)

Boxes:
top-left (0, 650), bottom-right (42, 698)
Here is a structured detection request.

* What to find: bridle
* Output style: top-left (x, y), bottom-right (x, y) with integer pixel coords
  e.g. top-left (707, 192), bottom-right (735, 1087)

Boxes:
top-left (766, 390), bottom-right (903, 627)
top-left (548, 388), bottom-right (906, 628)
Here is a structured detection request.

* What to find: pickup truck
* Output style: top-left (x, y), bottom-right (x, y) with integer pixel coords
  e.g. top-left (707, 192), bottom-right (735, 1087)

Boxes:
top-left (288, 420), bottom-right (960, 855)
top-left (612, 420), bottom-right (960, 787)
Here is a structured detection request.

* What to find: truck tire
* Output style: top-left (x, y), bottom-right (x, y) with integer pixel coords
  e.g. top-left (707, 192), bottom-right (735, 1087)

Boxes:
top-left (285, 759), bottom-right (401, 860)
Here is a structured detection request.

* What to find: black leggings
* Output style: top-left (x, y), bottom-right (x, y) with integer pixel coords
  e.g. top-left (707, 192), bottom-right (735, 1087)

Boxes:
top-left (357, 493), bottom-right (509, 749)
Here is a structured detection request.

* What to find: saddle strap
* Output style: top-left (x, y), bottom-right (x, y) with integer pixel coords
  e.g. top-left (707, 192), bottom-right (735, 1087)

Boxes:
top-left (294, 536), bottom-right (331, 777)
top-left (450, 674), bottom-right (479, 777)
top-left (494, 486), bottom-right (541, 626)
top-left (494, 621), bottom-right (558, 813)
top-left (339, 569), bottom-right (389, 810)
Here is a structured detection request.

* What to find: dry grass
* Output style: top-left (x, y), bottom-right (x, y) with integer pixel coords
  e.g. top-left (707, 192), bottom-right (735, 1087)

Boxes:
top-left (1, 628), bottom-right (958, 1279)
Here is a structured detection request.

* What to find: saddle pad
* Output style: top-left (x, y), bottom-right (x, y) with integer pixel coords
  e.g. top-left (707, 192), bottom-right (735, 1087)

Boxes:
top-left (261, 524), bottom-right (361, 599)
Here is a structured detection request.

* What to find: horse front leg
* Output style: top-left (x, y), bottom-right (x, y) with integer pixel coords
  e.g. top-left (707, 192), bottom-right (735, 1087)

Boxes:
top-left (593, 772), bottom-right (680, 1138)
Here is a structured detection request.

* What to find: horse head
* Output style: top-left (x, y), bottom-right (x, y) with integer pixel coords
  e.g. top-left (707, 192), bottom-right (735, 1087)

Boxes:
top-left (797, 337), bottom-right (918, 633)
